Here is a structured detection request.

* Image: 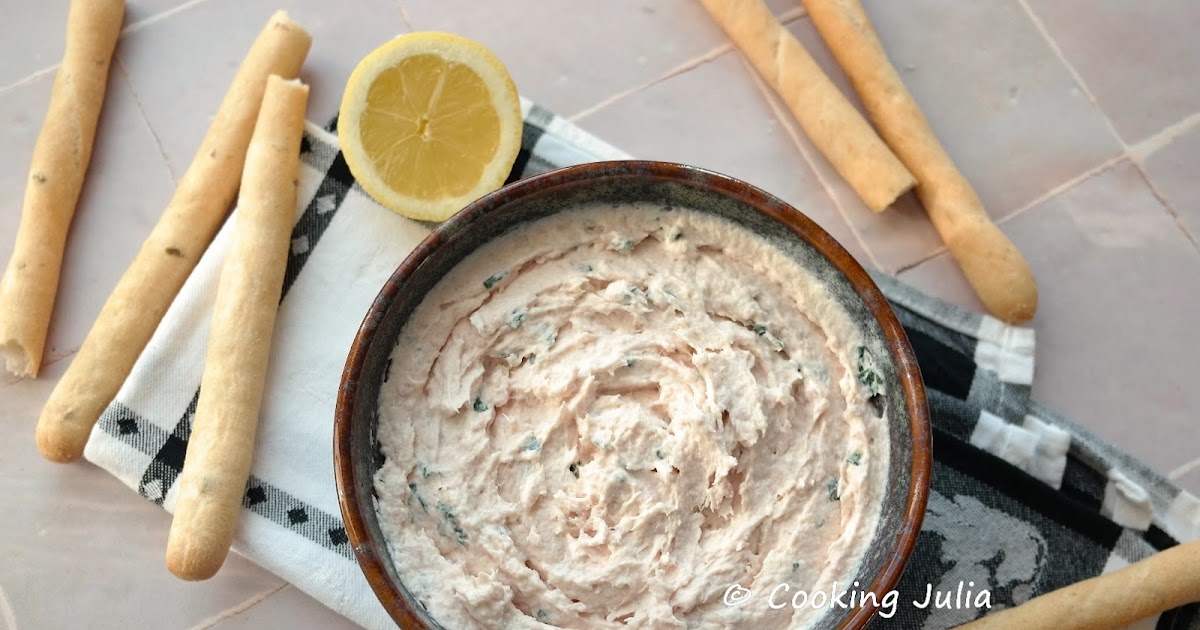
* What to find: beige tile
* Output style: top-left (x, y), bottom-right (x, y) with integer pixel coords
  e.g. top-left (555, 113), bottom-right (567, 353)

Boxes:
top-left (117, 0), bottom-right (410, 177)
top-left (905, 160), bottom-right (1200, 480)
top-left (1026, 0), bottom-right (1200, 145)
top-left (0, 1), bottom-right (69, 89)
top-left (0, 70), bottom-right (175, 383)
top-left (575, 50), bottom-right (871, 266)
top-left (1142, 123), bottom-right (1200, 239)
top-left (400, 0), bottom-right (728, 118)
top-left (0, 0), bottom-right (201, 89)
top-left (895, 254), bottom-right (986, 315)
top-left (209, 585), bottom-right (362, 629)
top-left (779, 0), bottom-right (1122, 271)
top-left (0, 359), bottom-right (286, 629)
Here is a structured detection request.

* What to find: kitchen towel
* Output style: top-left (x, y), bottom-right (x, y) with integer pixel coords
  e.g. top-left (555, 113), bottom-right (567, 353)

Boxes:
top-left (84, 100), bottom-right (1200, 629)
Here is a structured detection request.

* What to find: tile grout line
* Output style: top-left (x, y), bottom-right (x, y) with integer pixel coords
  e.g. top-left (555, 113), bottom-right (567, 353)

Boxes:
top-left (1016, 0), bottom-right (1200, 252)
top-left (568, 8), bottom-right (808, 123)
top-left (1132, 163), bottom-right (1200, 252)
top-left (186, 583), bottom-right (288, 630)
top-left (0, 0), bottom-right (216, 96)
top-left (115, 56), bottom-right (178, 185)
top-left (568, 43), bottom-right (733, 122)
top-left (739, 54), bottom-right (884, 272)
top-left (888, 149), bottom-right (1126, 275)
top-left (0, 64), bottom-right (58, 95)
top-left (1015, 0), bottom-right (1130, 153)
top-left (993, 154), bottom-right (1125, 226)
top-left (392, 0), bottom-right (417, 31)
top-left (1169, 456), bottom-right (1200, 482)
top-left (119, 0), bottom-right (215, 37)
top-left (1128, 110), bottom-right (1200, 164)
top-left (892, 245), bottom-right (948, 277)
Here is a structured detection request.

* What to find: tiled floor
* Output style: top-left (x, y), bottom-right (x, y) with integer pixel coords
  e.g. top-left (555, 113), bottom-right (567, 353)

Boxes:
top-left (1, 0), bottom-right (1197, 627)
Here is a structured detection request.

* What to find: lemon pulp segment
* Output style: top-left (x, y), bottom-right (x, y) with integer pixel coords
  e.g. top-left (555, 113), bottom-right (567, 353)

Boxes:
top-left (360, 54), bottom-right (502, 200)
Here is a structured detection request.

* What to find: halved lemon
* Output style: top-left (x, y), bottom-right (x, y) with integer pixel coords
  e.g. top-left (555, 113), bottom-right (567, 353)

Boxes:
top-left (338, 32), bottom-right (523, 222)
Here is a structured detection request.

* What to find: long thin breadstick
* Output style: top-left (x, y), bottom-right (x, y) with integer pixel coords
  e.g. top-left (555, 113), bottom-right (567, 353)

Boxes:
top-left (0, 0), bottom-right (125, 378)
top-left (696, 0), bottom-right (915, 211)
top-left (35, 11), bottom-right (312, 463)
top-left (166, 75), bottom-right (309, 581)
top-left (957, 540), bottom-right (1200, 629)
top-left (801, 0), bottom-right (1038, 324)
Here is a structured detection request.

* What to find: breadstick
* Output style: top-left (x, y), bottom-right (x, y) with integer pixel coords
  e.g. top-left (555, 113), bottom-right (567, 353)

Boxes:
top-left (0, 0), bottom-right (125, 379)
top-left (35, 11), bottom-right (311, 463)
top-left (165, 75), bottom-right (308, 581)
top-left (801, 0), bottom-right (1038, 324)
top-left (957, 540), bottom-right (1200, 629)
top-left (696, 0), bottom-right (914, 211)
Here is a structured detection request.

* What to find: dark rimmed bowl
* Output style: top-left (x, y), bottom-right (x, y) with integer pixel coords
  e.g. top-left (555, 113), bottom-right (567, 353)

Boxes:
top-left (335, 160), bottom-right (931, 629)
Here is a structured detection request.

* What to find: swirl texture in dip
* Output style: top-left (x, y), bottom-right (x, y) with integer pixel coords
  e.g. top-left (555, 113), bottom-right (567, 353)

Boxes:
top-left (376, 204), bottom-right (889, 629)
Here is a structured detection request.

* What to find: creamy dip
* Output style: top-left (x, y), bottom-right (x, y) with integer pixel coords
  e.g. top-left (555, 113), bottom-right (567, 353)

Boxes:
top-left (375, 204), bottom-right (889, 629)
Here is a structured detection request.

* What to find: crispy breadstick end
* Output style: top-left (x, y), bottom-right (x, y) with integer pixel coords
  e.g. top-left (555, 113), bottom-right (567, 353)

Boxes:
top-left (0, 0), bottom-right (125, 378)
top-left (801, 0), bottom-right (1038, 323)
top-left (697, 0), bottom-right (915, 211)
top-left (958, 540), bottom-right (1200, 629)
top-left (166, 76), bottom-right (309, 581)
top-left (35, 11), bottom-right (311, 463)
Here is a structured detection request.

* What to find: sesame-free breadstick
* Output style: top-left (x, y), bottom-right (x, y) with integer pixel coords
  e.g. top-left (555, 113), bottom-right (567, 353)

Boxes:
top-left (35, 11), bottom-right (311, 463)
top-left (801, 0), bottom-right (1038, 324)
top-left (0, 0), bottom-right (125, 379)
top-left (165, 76), bottom-right (308, 581)
top-left (697, 0), bottom-right (914, 211)
top-left (957, 540), bottom-right (1200, 629)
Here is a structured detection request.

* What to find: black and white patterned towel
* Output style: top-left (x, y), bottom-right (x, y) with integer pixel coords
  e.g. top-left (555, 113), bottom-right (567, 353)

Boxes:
top-left (83, 100), bottom-right (1200, 630)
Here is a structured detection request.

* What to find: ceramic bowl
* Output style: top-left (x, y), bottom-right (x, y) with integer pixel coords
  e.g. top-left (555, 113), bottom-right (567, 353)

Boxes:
top-left (334, 160), bottom-right (931, 629)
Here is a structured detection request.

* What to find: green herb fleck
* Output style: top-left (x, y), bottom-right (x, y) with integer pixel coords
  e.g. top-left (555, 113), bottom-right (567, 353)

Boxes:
top-left (521, 435), bottom-right (540, 451)
top-left (578, 264), bottom-right (593, 273)
top-left (508, 307), bottom-right (528, 329)
top-left (408, 483), bottom-right (428, 512)
top-left (827, 478), bottom-right (841, 502)
top-left (847, 451), bottom-right (863, 466)
top-left (436, 502), bottom-right (469, 545)
top-left (483, 270), bottom-right (508, 289)
top-left (613, 236), bottom-right (635, 252)
top-left (32, 173), bottom-right (47, 184)
top-left (856, 346), bottom-right (881, 391)
top-left (536, 609), bottom-right (550, 622)
top-left (655, 449), bottom-right (665, 459)
top-left (667, 226), bottom-right (683, 241)
top-left (791, 561), bottom-right (800, 572)
top-left (751, 323), bottom-right (785, 351)
top-left (473, 398), bottom-right (488, 412)
top-left (623, 357), bottom-right (636, 368)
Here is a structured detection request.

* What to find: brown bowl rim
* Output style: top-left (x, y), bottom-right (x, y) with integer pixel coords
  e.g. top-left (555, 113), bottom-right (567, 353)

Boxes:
top-left (334, 159), bottom-right (932, 630)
